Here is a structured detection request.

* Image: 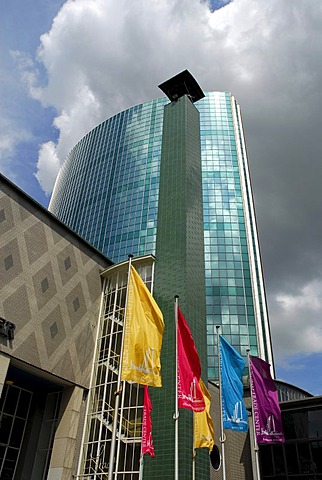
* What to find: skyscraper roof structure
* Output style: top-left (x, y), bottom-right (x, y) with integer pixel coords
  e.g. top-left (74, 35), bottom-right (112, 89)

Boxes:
top-left (158, 69), bottom-right (205, 103)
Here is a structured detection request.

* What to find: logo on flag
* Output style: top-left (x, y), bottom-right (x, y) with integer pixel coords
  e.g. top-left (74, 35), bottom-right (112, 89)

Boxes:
top-left (121, 265), bottom-right (164, 387)
top-left (220, 336), bottom-right (248, 432)
top-left (249, 355), bottom-right (285, 444)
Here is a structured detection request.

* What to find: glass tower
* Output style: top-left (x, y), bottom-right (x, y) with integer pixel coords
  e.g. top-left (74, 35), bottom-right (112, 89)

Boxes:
top-left (49, 92), bottom-right (273, 379)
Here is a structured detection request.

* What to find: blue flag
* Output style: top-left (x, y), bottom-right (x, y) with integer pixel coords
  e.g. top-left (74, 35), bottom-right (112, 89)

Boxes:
top-left (220, 336), bottom-right (248, 432)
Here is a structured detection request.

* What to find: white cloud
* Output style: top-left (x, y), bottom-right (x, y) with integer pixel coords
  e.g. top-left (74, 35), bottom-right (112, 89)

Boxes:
top-left (16, 0), bottom-right (321, 196)
top-left (269, 280), bottom-right (322, 360)
top-left (20, 0), bottom-right (216, 190)
top-left (35, 141), bottom-right (60, 195)
top-left (0, 115), bottom-right (31, 179)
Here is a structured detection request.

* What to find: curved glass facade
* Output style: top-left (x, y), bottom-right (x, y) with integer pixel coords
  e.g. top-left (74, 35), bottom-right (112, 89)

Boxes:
top-left (49, 92), bottom-right (273, 379)
top-left (50, 98), bottom-right (166, 261)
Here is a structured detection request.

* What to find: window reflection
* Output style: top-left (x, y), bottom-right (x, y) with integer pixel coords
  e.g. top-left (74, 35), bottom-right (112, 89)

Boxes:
top-left (260, 408), bottom-right (322, 479)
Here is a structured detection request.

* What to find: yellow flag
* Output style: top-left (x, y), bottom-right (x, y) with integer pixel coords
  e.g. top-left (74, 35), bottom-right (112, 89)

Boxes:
top-left (121, 265), bottom-right (164, 387)
top-left (194, 379), bottom-right (215, 450)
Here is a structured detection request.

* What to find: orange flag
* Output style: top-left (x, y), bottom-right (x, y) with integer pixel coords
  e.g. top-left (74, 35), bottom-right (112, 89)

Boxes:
top-left (194, 379), bottom-right (215, 450)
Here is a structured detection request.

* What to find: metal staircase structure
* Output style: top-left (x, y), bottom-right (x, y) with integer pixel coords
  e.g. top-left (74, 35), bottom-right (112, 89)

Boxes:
top-left (77, 257), bottom-right (155, 479)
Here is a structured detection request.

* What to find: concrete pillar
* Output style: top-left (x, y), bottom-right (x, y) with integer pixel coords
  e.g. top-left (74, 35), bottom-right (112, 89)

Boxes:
top-left (144, 94), bottom-right (208, 479)
top-left (47, 385), bottom-right (84, 480)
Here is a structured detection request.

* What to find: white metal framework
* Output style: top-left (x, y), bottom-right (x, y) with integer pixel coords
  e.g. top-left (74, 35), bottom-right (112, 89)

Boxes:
top-left (77, 256), bottom-right (155, 479)
top-left (0, 384), bottom-right (32, 478)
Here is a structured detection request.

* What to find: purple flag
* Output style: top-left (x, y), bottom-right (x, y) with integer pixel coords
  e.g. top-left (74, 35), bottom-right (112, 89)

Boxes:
top-left (249, 355), bottom-right (285, 444)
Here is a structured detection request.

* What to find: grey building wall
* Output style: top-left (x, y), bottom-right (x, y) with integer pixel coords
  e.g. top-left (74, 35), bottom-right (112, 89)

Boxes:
top-left (0, 174), bottom-right (111, 388)
top-left (0, 174), bottom-right (112, 479)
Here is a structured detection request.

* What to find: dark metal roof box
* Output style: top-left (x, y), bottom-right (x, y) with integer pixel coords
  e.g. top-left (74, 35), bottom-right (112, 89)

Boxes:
top-left (158, 69), bottom-right (205, 103)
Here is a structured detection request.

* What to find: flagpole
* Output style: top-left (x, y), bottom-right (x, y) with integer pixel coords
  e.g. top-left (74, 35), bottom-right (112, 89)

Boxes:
top-left (108, 254), bottom-right (133, 480)
top-left (216, 326), bottom-right (226, 480)
top-left (247, 350), bottom-right (261, 480)
top-left (192, 433), bottom-right (196, 480)
top-left (174, 295), bottom-right (179, 480)
top-left (139, 454), bottom-right (144, 480)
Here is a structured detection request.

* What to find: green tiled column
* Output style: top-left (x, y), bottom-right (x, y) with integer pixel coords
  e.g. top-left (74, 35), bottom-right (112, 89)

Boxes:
top-left (143, 95), bottom-right (209, 479)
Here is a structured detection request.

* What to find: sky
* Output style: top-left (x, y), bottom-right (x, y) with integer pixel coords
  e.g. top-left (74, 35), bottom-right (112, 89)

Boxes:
top-left (1, 0), bottom-right (322, 395)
